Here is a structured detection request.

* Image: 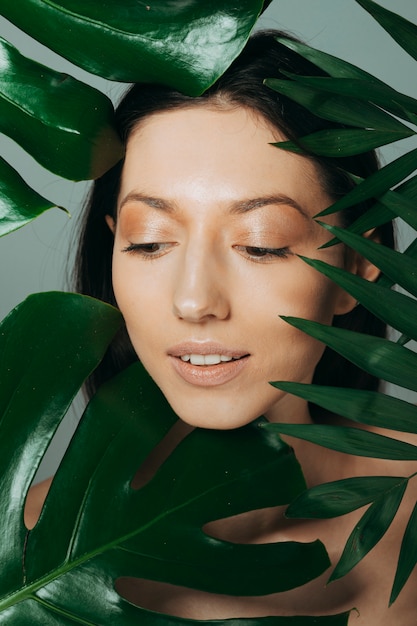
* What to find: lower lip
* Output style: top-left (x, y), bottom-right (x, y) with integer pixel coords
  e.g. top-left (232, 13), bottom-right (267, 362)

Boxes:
top-left (169, 355), bottom-right (249, 387)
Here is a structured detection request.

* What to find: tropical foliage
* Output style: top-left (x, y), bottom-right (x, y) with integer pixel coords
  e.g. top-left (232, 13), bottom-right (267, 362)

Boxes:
top-left (265, 0), bottom-right (417, 607)
top-left (0, 0), bottom-right (416, 623)
top-left (1, 293), bottom-right (339, 624)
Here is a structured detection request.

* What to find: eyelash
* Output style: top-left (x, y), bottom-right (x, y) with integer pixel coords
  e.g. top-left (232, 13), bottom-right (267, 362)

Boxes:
top-left (122, 242), bottom-right (171, 258)
top-left (122, 243), bottom-right (291, 262)
top-left (234, 245), bottom-right (291, 262)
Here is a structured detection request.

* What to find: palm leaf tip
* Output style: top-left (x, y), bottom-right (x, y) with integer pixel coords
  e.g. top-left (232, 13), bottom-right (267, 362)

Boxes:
top-left (355, 0), bottom-right (417, 62)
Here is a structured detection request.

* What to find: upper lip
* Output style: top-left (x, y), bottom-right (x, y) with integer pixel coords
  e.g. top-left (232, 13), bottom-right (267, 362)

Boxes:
top-left (168, 342), bottom-right (249, 359)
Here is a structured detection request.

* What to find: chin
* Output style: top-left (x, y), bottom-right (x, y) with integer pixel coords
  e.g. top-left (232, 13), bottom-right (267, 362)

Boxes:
top-left (182, 416), bottom-right (257, 431)
top-left (166, 398), bottom-right (265, 431)
top-left (150, 373), bottom-right (285, 431)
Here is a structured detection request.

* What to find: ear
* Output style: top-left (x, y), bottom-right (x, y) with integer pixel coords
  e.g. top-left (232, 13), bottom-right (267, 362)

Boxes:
top-left (105, 214), bottom-right (116, 234)
top-left (333, 229), bottom-right (381, 315)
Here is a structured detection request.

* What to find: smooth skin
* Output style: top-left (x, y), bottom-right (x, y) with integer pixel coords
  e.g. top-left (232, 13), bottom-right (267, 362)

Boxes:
top-left (26, 106), bottom-right (417, 623)
top-left (108, 106), bottom-right (369, 431)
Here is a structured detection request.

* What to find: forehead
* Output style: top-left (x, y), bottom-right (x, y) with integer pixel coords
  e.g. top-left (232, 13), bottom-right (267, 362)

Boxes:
top-left (119, 106), bottom-right (330, 217)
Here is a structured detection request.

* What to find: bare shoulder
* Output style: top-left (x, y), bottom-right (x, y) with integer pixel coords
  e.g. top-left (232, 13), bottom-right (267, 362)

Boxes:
top-left (24, 476), bottom-right (53, 530)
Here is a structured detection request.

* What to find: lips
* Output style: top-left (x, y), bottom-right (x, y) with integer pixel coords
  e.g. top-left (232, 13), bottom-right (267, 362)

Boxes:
top-left (169, 343), bottom-right (248, 358)
top-left (168, 344), bottom-right (250, 386)
top-left (180, 354), bottom-right (236, 365)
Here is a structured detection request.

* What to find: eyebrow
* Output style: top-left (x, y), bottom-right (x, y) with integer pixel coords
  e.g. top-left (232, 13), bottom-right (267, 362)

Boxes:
top-left (118, 193), bottom-right (172, 214)
top-left (118, 192), bottom-right (310, 220)
top-left (230, 195), bottom-right (309, 219)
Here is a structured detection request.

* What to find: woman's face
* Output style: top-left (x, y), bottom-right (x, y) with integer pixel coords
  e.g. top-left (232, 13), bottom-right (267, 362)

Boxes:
top-left (109, 106), bottom-right (357, 429)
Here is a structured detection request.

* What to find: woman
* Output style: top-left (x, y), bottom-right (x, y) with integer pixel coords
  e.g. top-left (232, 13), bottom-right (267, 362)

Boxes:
top-left (26, 30), bottom-right (417, 623)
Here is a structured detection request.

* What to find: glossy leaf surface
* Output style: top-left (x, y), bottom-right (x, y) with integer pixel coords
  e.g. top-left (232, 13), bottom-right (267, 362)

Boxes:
top-left (0, 156), bottom-right (61, 236)
top-left (1, 0), bottom-right (264, 96)
top-left (0, 36), bottom-right (123, 180)
top-left (0, 292), bottom-right (123, 598)
top-left (0, 293), bottom-right (341, 623)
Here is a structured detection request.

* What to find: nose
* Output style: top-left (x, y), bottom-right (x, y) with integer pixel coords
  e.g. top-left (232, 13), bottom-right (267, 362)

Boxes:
top-left (172, 245), bottom-right (230, 323)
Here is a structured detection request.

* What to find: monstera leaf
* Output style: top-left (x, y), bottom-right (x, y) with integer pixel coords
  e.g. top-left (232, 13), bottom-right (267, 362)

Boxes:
top-left (1, 0), bottom-right (264, 94)
top-left (0, 36), bottom-right (124, 182)
top-left (0, 0), bottom-right (265, 233)
top-left (0, 291), bottom-right (351, 625)
top-left (0, 156), bottom-right (61, 236)
top-left (2, 0), bottom-right (417, 619)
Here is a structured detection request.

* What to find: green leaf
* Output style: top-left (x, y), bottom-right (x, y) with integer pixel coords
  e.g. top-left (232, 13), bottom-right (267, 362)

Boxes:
top-left (355, 0), bottom-right (417, 62)
top-left (404, 108), bottom-right (417, 126)
top-left (276, 36), bottom-right (383, 83)
top-left (0, 292), bottom-right (123, 598)
top-left (316, 147), bottom-right (417, 216)
top-left (0, 601), bottom-right (352, 626)
top-left (0, 36), bottom-right (123, 181)
top-left (329, 480), bottom-right (407, 582)
top-left (0, 156), bottom-right (62, 236)
top-left (317, 224), bottom-right (417, 298)
top-left (0, 293), bottom-right (339, 622)
top-left (390, 501), bottom-right (417, 605)
top-left (270, 382), bottom-right (417, 434)
top-left (275, 128), bottom-right (412, 158)
top-left (1, 0), bottom-right (264, 96)
top-left (320, 202), bottom-right (392, 249)
top-left (266, 76), bottom-right (416, 129)
top-left (321, 174), bottom-right (417, 248)
top-left (331, 174), bottom-right (417, 243)
top-left (281, 316), bottom-right (417, 393)
top-left (286, 476), bottom-right (406, 519)
top-left (264, 423), bottom-right (417, 460)
top-left (270, 72), bottom-right (417, 121)
top-left (378, 235), bottom-right (417, 290)
top-left (298, 256), bottom-right (417, 341)
top-left (374, 188), bottom-right (417, 231)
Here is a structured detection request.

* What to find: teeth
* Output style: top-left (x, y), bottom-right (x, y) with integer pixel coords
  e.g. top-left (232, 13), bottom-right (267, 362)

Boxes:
top-left (180, 354), bottom-right (234, 365)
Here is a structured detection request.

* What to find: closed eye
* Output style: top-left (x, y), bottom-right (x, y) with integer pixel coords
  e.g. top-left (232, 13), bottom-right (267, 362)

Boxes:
top-left (122, 242), bottom-right (174, 258)
top-left (234, 245), bottom-right (292, 262)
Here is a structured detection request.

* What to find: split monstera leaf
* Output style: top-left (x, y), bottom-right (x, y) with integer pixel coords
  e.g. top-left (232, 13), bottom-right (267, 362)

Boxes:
top-left (1, 0), bottom-right (417, 622)
top-left (0, 292), bottom-right (349, 625)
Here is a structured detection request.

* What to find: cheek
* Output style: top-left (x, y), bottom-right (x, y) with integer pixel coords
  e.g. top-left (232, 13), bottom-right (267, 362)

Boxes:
top-left (296, 275), bottom-right (341, 322)
top-left (254, 265), bottom-right (342, 371)
top-left (111, 255), bottom-right (142, 332)
top-left (256, 262), bottom-right (342, 325)
top-left (111, 253), bottom-right (166, 355)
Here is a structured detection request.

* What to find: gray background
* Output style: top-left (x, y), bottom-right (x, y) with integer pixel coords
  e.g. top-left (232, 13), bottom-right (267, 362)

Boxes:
top-left (0, 0), bottom-right (416, 480)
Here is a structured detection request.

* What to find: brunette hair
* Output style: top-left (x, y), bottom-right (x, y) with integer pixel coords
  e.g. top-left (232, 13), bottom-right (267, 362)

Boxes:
top-left (74, 29), bottom-right (394, 409)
